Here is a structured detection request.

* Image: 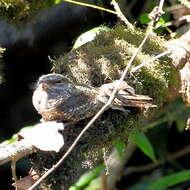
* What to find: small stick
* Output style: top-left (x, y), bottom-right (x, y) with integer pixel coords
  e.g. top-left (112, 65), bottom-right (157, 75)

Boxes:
top-left (11, 160), bottom-right (18, 189)
top-left (111, 0), bottom-right (134, 30)
top-left (125, 145), bottom-right (190, 175)
top-left (64, 0), bottom-right (117, 15)
top-left (131, 49), bottom-right (172, 73)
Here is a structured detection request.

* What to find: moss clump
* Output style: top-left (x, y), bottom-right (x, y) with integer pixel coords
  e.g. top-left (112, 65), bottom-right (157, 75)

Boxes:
top-left (55, 24), bottom-right (179, 104)
top-left (0, 0), bottom-right (56, 24)
top-left (112, 24), bottom-right (166, 54)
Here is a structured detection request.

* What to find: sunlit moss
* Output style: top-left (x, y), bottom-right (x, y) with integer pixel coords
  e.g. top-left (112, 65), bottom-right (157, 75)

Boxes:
top-left (55, 24), bottom-right (179, 105)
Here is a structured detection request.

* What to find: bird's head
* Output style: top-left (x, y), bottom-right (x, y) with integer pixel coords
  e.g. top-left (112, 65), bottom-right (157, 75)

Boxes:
top-left (33, 73), bottom-right (73, 112)
top-left (35, 73), bottom-right (71, 89)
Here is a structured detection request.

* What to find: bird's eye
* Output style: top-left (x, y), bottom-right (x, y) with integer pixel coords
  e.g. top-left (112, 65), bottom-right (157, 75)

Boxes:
top-left (55, 79), bottom-right (63, 84)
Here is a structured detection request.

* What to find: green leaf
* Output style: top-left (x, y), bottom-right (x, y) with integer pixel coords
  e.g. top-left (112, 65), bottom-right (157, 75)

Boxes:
top-left (0, 126), bottom-right (33, 145)
top-left (1, 134), bottom-right (18, 145)
top-left (176, 119), bottom-right (186, 132)
top-left (54, 0), bottom-right (62, 4)
top-left (84, 178), bottom-right (101, 190)
top-left (147, 170), bottom-right (190, 190)
top-left (69, 165), bottom-right (105, 190)
top-left (130, 133), bottom-right (156, 161)
top-left (139, 13), bottom-right (151, 24)
top-left (73, 26), bottom-right (108, 49)
top-left (155, 17), bottom-right (166, 29)
top-left (114, 139), bottom-right (126, 160)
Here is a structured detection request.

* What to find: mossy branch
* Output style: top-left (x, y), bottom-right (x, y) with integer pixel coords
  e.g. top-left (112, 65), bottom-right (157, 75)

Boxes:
top-left (1, 25), bottom-right (190, 189)
top-left (28, 25), bottom-right (190, 189)
top-left (54, 24), bottom-right (180, 104)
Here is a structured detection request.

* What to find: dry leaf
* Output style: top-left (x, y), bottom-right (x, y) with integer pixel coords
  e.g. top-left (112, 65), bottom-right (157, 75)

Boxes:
top-left (13, 173), bottom-right (40, 190)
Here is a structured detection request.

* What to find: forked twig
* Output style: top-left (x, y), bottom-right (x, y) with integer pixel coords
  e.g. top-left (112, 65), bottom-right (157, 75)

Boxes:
top-left (111, 0), bottom-right (134, 29)
top-left (28, 1), bottom-right (165, 189)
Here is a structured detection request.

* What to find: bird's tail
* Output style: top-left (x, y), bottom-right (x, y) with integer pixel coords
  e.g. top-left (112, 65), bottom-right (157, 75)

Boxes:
top-left (114, 92), bottom-right (156, 108)
top-left (98, 80), bottom-right (156, 109)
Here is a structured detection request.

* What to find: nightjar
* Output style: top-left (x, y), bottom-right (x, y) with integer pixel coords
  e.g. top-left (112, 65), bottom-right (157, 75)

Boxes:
top-left (32, 73), bottom-right (155, 122)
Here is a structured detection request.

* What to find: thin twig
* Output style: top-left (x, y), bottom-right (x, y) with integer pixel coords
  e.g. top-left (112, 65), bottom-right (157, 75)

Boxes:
top-left (125, 145), bottom-right (190, 175)
top-left (29, 1), bottom-right (165, 189)
top-left (111, 0), bottom-right (134, 30)
top-left (0, 139), bottom-right (34, 166)
top-left (63, 0), bottom-right (117, 15)
top-left (158, 0), bottom-right (165, 13)
top-left (11, 160), bottom-right (17, 184)
top-left (131, 49), bottom-right (172, 73)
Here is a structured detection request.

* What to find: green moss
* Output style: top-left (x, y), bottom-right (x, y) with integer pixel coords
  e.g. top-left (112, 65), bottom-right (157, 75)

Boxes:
top-left (55, 24), bottom-right (179, 103)
top-left (0, 0), bottom-right (56, 24)
top-left (112, 24), bottom-right (166, 55)
top-left (54, 24), bottom-right (180, 117)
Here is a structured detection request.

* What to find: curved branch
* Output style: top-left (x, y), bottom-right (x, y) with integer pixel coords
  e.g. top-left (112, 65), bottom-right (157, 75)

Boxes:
top-left (0, 140), bottom-right (35, 166)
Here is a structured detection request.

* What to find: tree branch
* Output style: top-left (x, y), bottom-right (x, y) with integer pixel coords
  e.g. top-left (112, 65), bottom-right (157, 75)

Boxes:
top-left (0, 140), bottom-right (35, 166)
top-left (124, 145), bottom-right (190, 176)
top-left (29, 25), bottom-right (190, 189)
top-left (1, 24), bottom-right (190, 189)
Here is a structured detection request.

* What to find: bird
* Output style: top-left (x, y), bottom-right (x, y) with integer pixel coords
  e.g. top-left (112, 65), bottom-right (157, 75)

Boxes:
top-left (32, 73), bottom-right (155, 122)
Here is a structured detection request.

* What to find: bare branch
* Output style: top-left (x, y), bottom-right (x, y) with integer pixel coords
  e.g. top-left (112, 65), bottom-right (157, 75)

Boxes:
top-left (125, 145), bottom-right (190, 176)
top-left (0, 139), bottom-right (35, 166)
top-left (110, 0), bottom-right (134, 30)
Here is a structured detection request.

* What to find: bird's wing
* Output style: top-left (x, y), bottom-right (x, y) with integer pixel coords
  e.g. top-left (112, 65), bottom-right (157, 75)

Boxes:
top-left (55, 86), bottom-right (101, 121)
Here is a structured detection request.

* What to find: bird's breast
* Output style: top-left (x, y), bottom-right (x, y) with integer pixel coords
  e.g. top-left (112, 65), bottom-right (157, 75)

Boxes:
top-left (32, 83), bottom-right (62, 112)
